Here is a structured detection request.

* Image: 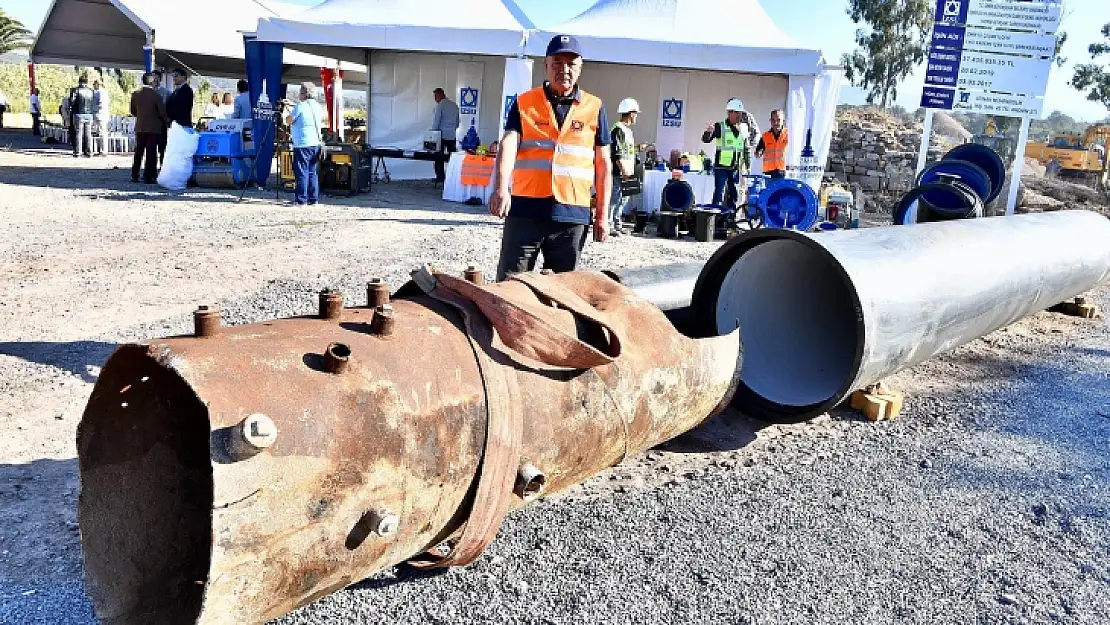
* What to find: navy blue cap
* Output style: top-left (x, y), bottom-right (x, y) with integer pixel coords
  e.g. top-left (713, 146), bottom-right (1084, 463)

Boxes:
top-left (546, 34), bottom-right (583, 58)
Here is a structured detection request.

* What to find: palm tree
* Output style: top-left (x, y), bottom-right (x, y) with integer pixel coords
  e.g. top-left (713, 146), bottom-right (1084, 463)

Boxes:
top-left (0, 9), bottom-right (33, 56)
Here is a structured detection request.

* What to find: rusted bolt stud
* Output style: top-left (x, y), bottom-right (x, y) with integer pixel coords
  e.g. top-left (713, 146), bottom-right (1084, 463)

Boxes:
top-left (514, 462), bottom-right (547, 502)
top-left (240, 413), bottom-right (278, 450)
top-left (367, 509), bottom-right (400, 538)
top-left (371, 304), bottom-right (395, 337)
top-left (367, 278), bottom-right (390, 309)
top-left (193, 305), bottom-right (221, 338)
top-left (463, 265), bottom-right (485, 285)
top-left (318, 288), bottom-right (344, 320)
top-left (324, 342), bottom-right (351, 374)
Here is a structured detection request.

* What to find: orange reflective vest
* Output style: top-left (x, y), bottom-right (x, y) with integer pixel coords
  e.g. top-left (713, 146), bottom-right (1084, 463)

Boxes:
top-left (460, 154), bottom-right (495, 187)
top-left (512, 86), bottom-right (601, 208)
top-left (761, 129), bottom-right (788, 173)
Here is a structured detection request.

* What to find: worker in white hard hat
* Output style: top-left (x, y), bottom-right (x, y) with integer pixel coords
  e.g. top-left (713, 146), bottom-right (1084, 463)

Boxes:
top-left (702, 98), bottom-right (759, 211)
top-left (609, 97), bottom-right (640, 235)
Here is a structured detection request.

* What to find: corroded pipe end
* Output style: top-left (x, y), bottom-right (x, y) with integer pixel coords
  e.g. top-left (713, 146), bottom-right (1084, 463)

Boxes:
top-left (193, 306), bottom-right (221, 338)
top-left (371, 304), bottom-right (395, 337)
top-left (463, 266), bottom-right (485, 286)
top-left (324, 342), bottom-right (352, 374)
top-left (318, 289), bottom-right (344, 320)
top-left (514, 462), bottom-right (546, 502)
top-left (367, 278), bottom-right (391, 309)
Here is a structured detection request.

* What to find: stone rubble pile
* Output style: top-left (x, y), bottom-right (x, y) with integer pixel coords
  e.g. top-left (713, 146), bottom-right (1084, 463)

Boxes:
top-left (825, 108), bottom-right (951, 196)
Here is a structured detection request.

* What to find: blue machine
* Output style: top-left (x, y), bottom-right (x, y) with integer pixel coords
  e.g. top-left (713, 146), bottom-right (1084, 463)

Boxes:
top-left (744, 175), bottom-right (819, 231)
top-left (192, 119), bottom-right (255, 188)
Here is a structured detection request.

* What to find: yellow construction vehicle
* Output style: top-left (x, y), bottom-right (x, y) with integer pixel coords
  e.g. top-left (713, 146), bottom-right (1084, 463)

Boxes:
top-left (1025, 123), bottom-right (1109, 183)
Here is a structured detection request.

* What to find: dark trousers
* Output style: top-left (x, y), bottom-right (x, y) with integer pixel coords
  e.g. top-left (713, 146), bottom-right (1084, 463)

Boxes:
top-left (496, 215), bottom-right (587, 282)
top-left (712, 167), bottom-right (739, 210)
top-left (132, 132), bottom-right (160, 182)
top-left (434, 139), bottom-right (457, 182)
top-left (293, 145), bottom-right (322, 204)
top-left (0, 105), bottom-right (5, 128)
top-left (31, 113), bottom-right (41, 136)
top-left (158, 126), bottom-right (168, 165)
top-left (68, 121), bottom-right (76, 148)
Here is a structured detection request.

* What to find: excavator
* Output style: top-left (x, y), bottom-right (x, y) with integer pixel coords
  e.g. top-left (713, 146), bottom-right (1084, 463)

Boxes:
top-left (1025, 123), bottom-right (1109, 185)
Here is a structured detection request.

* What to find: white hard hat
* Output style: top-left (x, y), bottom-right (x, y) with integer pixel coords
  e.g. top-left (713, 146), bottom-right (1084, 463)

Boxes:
top-left (618, 98), bottom-right (640, 114)
top-left (726, 98), bottom-right (745, 112)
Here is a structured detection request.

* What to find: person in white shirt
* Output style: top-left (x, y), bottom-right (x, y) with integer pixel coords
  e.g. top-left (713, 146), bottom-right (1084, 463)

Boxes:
top-left (204, 93), bottom-right (221, 120)
top-left (92, 79), bottom-right (111, 156)
top-left (0, 88), bottom-right (8, 129)
top-left (219, 92), bottom-right (235, 119)
top-left (29, 89), bottom-right (42, 136)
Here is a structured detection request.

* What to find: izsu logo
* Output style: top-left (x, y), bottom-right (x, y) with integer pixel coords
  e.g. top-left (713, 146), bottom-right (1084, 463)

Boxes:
top-left (942, 0), bottom-right (962, 22)
top-left (959, 91), bottom-right (972, 104)
top-left (662, 98), bottom-right (683, 128)
top-left (504, 94), bottom-right (517, 119)
top-left (459, 87), bottom-right (479, 115)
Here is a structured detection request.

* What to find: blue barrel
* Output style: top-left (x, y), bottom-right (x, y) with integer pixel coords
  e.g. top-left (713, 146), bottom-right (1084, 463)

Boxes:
top-left (758, 178), bottom-right (819, 231)
top-left (916, 159), bottom-right (992, 206)
top-left (942, 144), bottom-right (1007, 205)
top-left (661, 179), bottom-right (695, 212)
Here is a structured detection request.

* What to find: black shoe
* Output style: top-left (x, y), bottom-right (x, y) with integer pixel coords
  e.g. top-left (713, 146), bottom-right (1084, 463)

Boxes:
top-left (131, 177), bottom-right (139, 183)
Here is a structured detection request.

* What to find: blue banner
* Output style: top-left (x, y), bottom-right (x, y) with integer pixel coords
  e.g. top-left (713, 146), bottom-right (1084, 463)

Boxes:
top-left (931, 24), bottom-right (966, 50)
top-left (924, 46), bottom-right (962, 87)
top-left (142, 45), bottom-right (155, 73)
top-left (243, 36), bottom-right (284, 187)
top-left (920, 86), bottom-right (956, 110)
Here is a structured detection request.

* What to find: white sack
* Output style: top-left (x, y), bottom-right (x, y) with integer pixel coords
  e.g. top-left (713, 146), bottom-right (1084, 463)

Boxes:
top-left (158, 123), bottom-right (200, 191)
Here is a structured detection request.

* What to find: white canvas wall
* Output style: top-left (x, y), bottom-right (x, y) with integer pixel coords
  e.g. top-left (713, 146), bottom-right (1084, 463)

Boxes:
top-left (531, 63), bottom-right (788, 174)
top-left (369, 52), bottom-right (505, 180)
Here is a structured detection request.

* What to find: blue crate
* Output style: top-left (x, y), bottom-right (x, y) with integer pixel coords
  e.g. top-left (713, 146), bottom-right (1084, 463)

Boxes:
top-left (195, 132), bottom-right (244, 158)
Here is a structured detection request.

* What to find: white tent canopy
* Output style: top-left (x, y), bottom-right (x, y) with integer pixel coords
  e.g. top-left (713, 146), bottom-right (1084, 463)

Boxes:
top-left (527, 0), bottom-right (824, 76)
top-left (254, 0), bottom-right (534, 62)
top-left (30, 0), bottom-right (366, 85)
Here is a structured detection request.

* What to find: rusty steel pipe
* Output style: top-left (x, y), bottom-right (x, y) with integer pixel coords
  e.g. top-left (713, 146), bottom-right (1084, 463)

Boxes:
top-left (76, 269), bottom-right (741, 625)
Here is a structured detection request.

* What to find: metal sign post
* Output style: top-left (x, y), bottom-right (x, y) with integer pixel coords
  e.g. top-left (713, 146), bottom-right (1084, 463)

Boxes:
top-left (916, 0), bottom-right (1063, 217)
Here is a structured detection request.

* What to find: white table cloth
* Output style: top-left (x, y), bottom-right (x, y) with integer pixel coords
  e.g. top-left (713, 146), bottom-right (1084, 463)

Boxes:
top-left (442, 152), bottom-right (495, 204)
top-left (640, 170), bottom-right (717, 214)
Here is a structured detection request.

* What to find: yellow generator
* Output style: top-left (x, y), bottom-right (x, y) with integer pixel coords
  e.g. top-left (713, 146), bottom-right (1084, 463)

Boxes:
top-left (1026, 123), bottom-right (1109, 182)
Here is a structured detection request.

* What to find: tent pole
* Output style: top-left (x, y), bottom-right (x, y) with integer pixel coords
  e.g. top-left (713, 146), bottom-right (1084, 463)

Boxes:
top-left (364, 49), bottom-right (371, 147)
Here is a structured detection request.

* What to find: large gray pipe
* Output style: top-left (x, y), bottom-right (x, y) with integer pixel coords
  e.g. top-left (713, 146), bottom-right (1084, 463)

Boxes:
top-left (686, 210), bottom-right (1110, 422)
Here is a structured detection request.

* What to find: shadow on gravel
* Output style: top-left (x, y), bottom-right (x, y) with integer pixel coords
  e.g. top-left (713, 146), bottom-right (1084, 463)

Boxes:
top-left (658, 407), bottom-right (766, 454)
top-left (0, 340), bottom-right (119, 383)
top-left (0, 458), bottom-right (85, 583)
top-left (348, 564), bottom-right (454, 592)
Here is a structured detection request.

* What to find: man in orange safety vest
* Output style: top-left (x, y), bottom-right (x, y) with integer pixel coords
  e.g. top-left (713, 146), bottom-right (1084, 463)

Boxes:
top-left (488, 34), bottom-right (612, 281)
top-left (755, 109), bottom-right (788, 179)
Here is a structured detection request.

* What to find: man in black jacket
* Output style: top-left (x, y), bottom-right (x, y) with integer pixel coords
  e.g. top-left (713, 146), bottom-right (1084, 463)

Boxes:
top-left (165, 68), bottom-right (195, 130)
top-left (70, 77), bottom-right (96, 158)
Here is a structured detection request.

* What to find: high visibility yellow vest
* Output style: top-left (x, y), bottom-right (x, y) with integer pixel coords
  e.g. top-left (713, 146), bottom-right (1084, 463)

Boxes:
top-left (512, 86), bottom-right (601, 209)
top-left (716, 120), bottom-right (749, 169)
top-left (611, 121), bottom-right (635, 174)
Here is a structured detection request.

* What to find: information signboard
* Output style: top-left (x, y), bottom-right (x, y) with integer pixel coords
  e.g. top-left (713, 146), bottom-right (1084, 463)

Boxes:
top-left (931, 24), bottom-right (1057, 57)
top-left (934, 0), bottom-right (1062, 33)
top-left (925, 48), bottom-right (1051, 94)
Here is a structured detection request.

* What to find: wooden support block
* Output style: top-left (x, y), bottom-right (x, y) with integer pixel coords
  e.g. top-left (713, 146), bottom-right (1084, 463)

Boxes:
top-left (850, 388), bottom-right (905, 422)
top-left (1077, 304), bottom-right (1098, 319)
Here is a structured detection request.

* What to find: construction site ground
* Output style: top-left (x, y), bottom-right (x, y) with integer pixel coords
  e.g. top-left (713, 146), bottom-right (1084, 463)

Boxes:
top-left (1, 130), bottom-right (1109, 624)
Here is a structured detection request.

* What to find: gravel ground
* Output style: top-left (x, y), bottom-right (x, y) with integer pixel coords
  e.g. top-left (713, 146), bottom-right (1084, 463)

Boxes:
top-left (1, 128), bottom-right (1109, 624)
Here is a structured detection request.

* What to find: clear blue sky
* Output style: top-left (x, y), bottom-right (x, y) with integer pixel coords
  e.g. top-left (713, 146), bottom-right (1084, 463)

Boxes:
top-left (3, 0), bottom-right (1107, 121)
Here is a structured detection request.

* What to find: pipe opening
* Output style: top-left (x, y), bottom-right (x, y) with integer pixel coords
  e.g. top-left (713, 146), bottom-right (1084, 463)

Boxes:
top-left (77, 345), bottom-right (213, 624)
top-left (514, 463), bottom-right (547, 502)
top-left (714, 238), bottom-right (860, 409)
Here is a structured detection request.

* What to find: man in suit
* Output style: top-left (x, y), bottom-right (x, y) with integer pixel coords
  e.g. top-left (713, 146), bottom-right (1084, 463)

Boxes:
top-left (130, 72), bottom-right (168, 184)
top-left (152, 69), bottom-right (172, 164)
top-left (165, 68), bottom-right (195, 130)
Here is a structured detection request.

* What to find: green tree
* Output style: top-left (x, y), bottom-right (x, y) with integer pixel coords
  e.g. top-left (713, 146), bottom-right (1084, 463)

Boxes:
top-left (0, 9), bottom-right (32, 56)
top-left (1070, 22), bottom-right (1110, 188)
top-left (1072, 23), bottom-right (1110, 109)
top-left (842, 0), bottom-right (934, 107)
